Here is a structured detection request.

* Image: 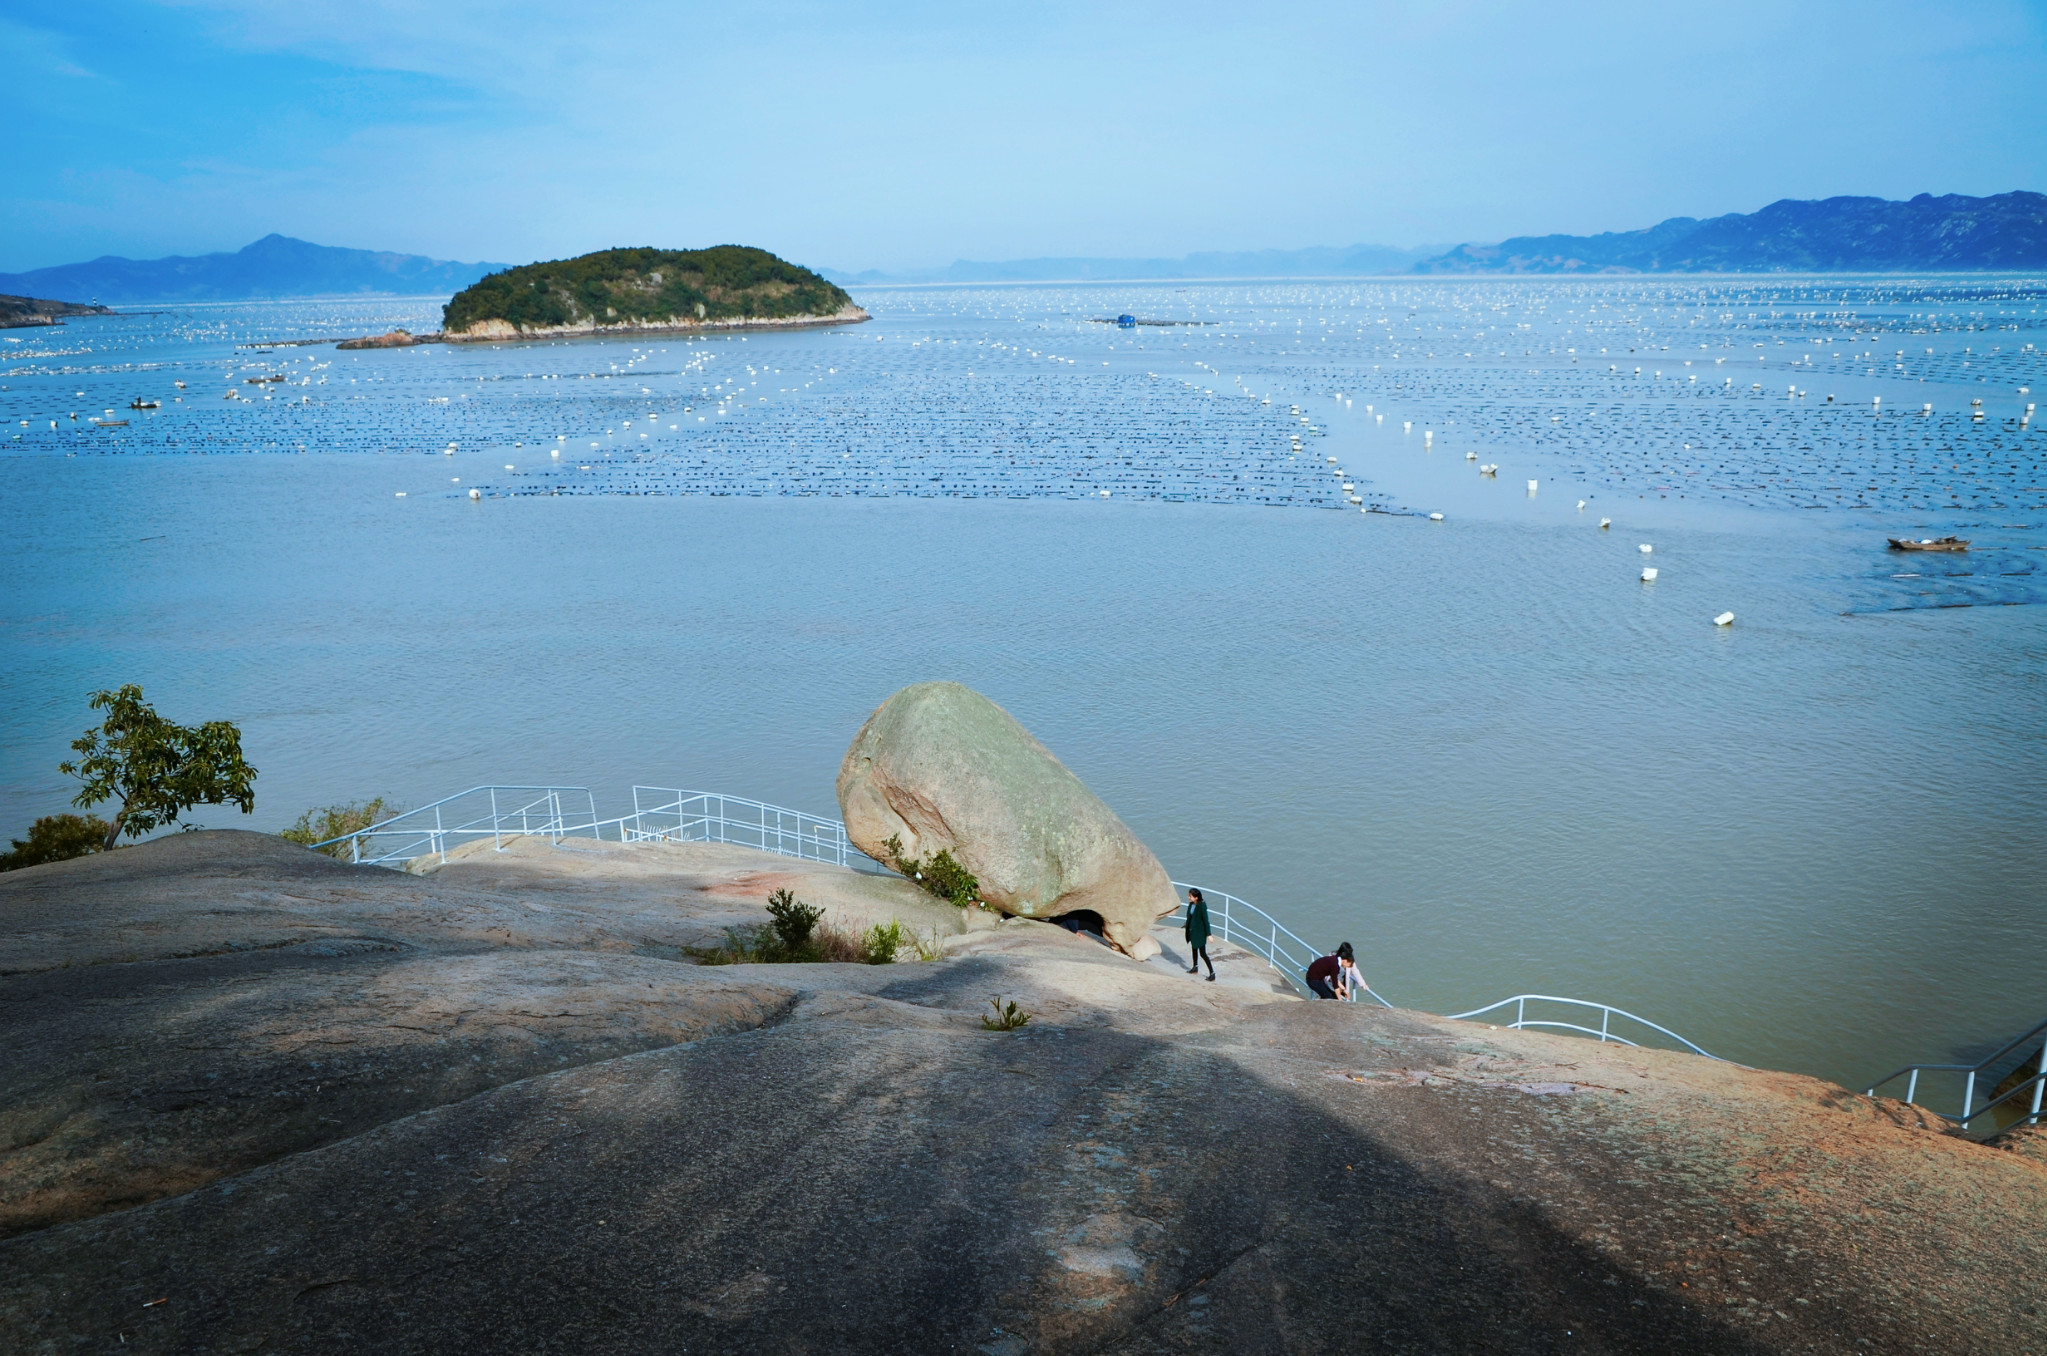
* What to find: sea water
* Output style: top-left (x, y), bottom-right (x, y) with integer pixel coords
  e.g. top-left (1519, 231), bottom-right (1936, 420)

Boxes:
top-left (2, 279), bottom-right (2042, 1089)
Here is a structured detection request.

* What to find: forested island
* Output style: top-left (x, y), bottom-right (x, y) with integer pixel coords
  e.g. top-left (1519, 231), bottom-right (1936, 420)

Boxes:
top-left (440, 245), bottom-right (866, 341)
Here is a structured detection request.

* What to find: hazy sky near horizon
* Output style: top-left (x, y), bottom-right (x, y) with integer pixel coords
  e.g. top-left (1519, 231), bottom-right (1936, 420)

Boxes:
top-left (5, 0), bottom-right (2045, 275)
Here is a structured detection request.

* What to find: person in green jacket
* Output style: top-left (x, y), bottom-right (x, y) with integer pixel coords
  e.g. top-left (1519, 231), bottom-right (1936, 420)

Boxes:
top-left (1184, 888), bottom-right (1215, 981)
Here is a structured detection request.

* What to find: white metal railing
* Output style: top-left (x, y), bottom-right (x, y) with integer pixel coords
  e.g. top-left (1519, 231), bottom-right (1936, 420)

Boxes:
top-left (313, 785), bottom-right (1729, 1060)
top-left (622, 787), bottom-right (886, 871)
top-left (1444, 994), bottom-right (1722, 1060)
top-left (1865, 1015), bottom-right (2047, 1137)
top-left (1163, 887), bottom-right (1392, 1007)
top-left (316, 785), bottom-right (598, 865)
top-left (310, 784), bottom-right (890, 872)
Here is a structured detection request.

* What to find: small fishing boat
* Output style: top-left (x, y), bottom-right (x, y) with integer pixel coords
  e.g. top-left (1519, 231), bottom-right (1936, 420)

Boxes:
top-left (128, 398), bottom-right (160, 410)
top-left (1887, 536), bottom-right (1969, 552)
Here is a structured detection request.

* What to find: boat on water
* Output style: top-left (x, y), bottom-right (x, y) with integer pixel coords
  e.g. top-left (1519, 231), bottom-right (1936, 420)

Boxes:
top-left (90, 418), bottom-right (129, 428)
top-left (128, 398), bottom-right (160, 410)
top-left (1887, 536), bottom-right (1969, 552)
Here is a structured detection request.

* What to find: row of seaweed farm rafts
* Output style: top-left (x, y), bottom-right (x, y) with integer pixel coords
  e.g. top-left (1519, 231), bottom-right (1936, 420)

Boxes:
top-left (315, 784), bottom-right (2044, 1140)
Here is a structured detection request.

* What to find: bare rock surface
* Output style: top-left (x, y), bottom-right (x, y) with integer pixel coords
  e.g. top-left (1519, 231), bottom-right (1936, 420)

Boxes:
top-left (3, 831), bottom-right (2044, 1354)
top-left (838, 682), bottom-right (1178, 952)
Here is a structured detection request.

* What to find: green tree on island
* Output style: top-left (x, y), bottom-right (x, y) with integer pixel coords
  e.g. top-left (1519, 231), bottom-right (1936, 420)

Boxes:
top-left (59, 685), bottom-right (257, 850)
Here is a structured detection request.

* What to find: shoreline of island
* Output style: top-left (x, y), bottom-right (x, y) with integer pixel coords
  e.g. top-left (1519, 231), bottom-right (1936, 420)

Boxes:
top-left (336, 303), bottom-right (870, 349)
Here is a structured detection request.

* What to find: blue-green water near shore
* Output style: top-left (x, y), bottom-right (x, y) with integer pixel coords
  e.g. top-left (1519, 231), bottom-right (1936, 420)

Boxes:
top-left (2, 280), bottom-right (2042, 1090)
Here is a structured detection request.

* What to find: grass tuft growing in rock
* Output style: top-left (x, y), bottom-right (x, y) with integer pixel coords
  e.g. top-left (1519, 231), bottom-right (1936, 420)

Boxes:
top-left (981, 996), bottom-right (1032, 1031)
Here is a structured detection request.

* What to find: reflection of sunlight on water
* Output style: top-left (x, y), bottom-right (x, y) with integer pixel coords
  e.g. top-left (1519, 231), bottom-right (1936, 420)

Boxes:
top-left (3, 279), bottom-right (2038, 615)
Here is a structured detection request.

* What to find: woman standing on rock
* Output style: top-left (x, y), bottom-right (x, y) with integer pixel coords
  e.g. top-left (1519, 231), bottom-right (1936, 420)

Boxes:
top-left (1184, 888), bottom-right (1216, 981)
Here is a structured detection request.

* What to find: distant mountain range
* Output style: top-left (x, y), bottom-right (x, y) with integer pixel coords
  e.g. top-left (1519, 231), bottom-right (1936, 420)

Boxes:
top-left (836, 193), bottom-right (2043, 283)
top-left (7, 192), bottom-right (2038, 309)
top-left (823, 243), bottom-right (1445, 286)
top-left (0, 235), bottom-right (510, 305)
top-left (1416, 191), bottom-right (2047, 274)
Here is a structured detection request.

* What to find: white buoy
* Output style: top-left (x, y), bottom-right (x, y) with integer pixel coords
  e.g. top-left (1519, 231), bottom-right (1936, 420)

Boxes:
top-left (551, 449), bottom-right (560, 458)
top-left (1641, 568), bottom-right (1658, 582)
top-left (1599, 517), bottom-right (1611, 528)
top-left (467, 488), bottom-right (481, 500)
top-left (1639, 543), bottom-right (1654, 554)
top-left (1466, 451), bottom-right (1477, 460)
top-left (395, 491), bottom-right (406, 498)
top-left (1527, 480), bottom-right (1538, 493)
top-left (1403, 421), bottom-right (1412, 434)
top-left (1429, 512), bottom-right (1444, 521)
top-left (1714, 612), bottom-right (1735, 626)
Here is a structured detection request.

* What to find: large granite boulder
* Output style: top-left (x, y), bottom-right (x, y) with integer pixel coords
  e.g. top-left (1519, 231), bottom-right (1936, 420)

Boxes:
top-left (836, 682), bottom-right (1177, 955)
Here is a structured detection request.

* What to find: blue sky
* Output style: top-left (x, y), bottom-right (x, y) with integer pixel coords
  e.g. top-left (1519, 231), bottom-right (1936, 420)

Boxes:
top-left (5, 0), bottom-right (2044, 274)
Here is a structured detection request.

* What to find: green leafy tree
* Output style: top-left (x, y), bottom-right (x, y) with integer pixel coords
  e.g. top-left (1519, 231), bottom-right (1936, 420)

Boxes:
top-left (0, 814), bottom-right (112, 871)
top-left (58, 685), bottom-right (258, 850)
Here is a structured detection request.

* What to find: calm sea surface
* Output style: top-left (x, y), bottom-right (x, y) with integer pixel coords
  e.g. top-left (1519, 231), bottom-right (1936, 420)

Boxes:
top-left (3, 279), bottom-right (2043, 1088)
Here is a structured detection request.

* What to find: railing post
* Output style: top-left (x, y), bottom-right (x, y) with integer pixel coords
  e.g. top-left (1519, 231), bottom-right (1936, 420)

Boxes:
top-left (491, 788), bottom-right (503, 853)
top-left (436, 805), bottom-right (447, 864)
top-left (2032, 1044), bottom-right (2047, 1123)
top-left (1517, 996), bottom-right (1525, 1030)
top-left (1600, 1007), bottom-right (1611, 1043)
top-left (1962, 1070), bottom-right (1976, 1125)
top-left (1905, 1068), bottom-right (1918, 1105)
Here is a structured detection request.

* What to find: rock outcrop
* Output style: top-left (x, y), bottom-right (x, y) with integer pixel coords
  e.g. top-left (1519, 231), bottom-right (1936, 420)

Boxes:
top-left (837, 682), bottom-right (1178, 954)
top-left (3, 830), bottom-right (2042, 1354)
top-left (336, 328), bottom-right (440, 350)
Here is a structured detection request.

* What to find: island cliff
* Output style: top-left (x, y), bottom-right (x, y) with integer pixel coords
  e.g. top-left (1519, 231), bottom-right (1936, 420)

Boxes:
top-left (440, 245), bottom-right (867, 342)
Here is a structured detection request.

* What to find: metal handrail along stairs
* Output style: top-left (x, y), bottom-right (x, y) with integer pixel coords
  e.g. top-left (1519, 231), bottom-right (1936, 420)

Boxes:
top-left (313, 783), bottom-right (2045, 1128)
top-left (1865, 1015), bottom-right (2047, 1139)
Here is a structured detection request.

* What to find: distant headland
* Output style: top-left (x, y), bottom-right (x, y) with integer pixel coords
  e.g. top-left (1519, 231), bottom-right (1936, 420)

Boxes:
top-left (0, 235), bottom-right (507, 306)
top-left (439, 246), bottom-right (866, 342)
top-left (0, 294), bottom-right (115, 329)
top-left (1415, 190), bottom-right (2047, 274)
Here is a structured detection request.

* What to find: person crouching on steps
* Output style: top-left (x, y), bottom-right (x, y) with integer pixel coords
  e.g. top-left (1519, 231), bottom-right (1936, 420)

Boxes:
top-left (1306, 942), bottom-right (1362, 999)
top-left (1184, 888), bottom-right (1216, 981)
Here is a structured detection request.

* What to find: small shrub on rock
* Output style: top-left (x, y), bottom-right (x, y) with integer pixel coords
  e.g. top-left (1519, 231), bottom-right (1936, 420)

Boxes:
top-left (766, 888), bottom-right (824, 953)
top-left (881, 833), bottom-right (983, 909)
top-left (279, 799), bottom-right (392, 857)
top-left (862, 919), bottom-right (908, 964)
top-left (0, 814), bottom-right (112, 871)
top-left (686, 892), bottom-right (903, 966)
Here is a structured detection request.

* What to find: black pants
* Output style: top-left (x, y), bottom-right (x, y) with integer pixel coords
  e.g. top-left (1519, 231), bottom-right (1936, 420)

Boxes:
top-left (1309, 975), bottom-right (1338, 999)
top-left (1188, 941), bottom-right (1213, 976)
